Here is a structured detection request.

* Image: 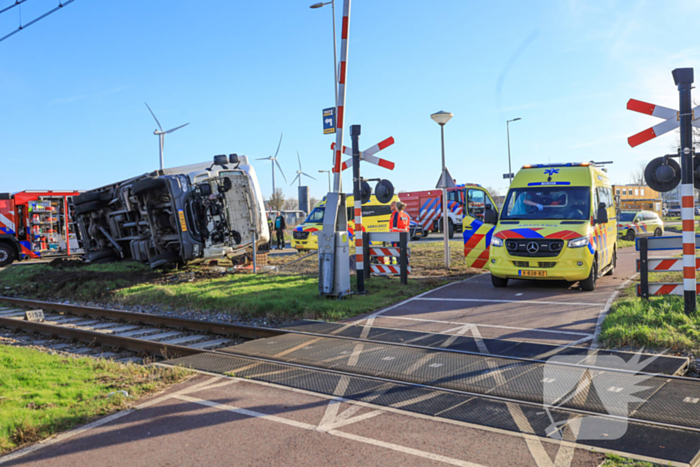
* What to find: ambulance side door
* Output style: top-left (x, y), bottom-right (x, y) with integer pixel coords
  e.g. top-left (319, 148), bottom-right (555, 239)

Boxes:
top-left (462, 187), bottom-right (498, 269)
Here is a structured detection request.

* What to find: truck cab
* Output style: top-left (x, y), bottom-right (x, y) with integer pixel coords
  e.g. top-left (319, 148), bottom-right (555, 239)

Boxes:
top-left (463, 162), bottom-right (617, 291)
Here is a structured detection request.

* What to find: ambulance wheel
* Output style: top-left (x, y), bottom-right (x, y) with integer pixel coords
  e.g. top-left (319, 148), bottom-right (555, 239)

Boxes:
top-left (0, 244), bottom-right (15, 267)
top-left (581, 259), bottom-right (598, 291)
top-left (624, 229), bottom-right (635, 241)
top-left (132, 178), bottom-right (166, 197)
top-left (491, 274), bottom-right (508, 288)
top-left (654, 228), bottom-right (662, 237)
top-left (74, 201), bottom-right (102, 216)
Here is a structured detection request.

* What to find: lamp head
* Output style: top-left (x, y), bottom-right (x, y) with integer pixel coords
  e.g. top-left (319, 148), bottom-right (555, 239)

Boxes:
top-left (430, 111), bottom-right (453, 126)
top-left (310, 2), bottom-right (325, 8)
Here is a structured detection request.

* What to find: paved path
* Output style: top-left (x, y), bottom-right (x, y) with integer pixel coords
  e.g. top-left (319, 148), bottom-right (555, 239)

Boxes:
top-left (1, 247), bottom-right (646, 467)
top-left (2, 374), bottom-right (605, 467)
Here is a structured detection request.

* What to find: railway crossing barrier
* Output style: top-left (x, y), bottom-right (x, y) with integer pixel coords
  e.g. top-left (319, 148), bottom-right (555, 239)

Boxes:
top-left (636, 235), bottom-right (700, 298)
top-left (362, 232), bottom-right (409, 285)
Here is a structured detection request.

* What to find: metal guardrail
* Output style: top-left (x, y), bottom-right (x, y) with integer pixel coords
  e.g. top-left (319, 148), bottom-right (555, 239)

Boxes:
top-left (636, 235), bottom-right (700, 297)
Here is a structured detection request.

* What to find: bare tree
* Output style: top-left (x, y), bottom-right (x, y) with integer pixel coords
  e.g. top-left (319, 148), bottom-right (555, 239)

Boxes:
top-left (283, 198), bottom-right (298, 211)
top-left (268, 188), bottom-right (285, 212)
top-left (629, 162), bottom-right (647, 185)
top-left (484, 186), bottom-right (501, 197)
top-left (309, 197), bottom-right (319, 209)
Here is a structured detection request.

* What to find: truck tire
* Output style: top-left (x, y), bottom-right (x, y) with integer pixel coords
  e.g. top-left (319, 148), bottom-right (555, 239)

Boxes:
top-left (0, 243), bottom-right (15, 267)
top-left (84, 248), bottom-right (116, 263)
top-left (132, 178), bottom-right (166, 197)
top-left (148, 250), bottom-right (179, 269)
top-left (74, 192), bottom-right (109, 205)
top-left (580, 259), bottom-right (598, 291)
top-left (74, 201), bottom-right (103, 216)
top-left (438, 219), bottom-right (455, 239)
top-left (491, 274), bottom-right (508, 288)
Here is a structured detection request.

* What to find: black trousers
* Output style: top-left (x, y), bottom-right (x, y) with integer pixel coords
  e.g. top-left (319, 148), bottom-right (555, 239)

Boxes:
top-left (276, 229), bottom-right (285, 248)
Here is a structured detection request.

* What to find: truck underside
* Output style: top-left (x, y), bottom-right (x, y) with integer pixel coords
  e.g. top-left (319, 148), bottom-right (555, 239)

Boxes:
top-left (74, 161), bottom-right (267, 268)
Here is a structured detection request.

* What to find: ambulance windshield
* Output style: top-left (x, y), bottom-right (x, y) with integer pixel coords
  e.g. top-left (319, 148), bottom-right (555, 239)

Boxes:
top-left (501, 187), bottom-right (590, 220)
top-left (305, 207), bottom-right (325, 224)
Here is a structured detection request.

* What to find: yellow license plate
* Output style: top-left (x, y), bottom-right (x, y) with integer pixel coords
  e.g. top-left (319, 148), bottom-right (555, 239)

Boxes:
top-left (519, 270), bottom-right (547, 277)
top-left (178, 209), bottom-right (187, 232)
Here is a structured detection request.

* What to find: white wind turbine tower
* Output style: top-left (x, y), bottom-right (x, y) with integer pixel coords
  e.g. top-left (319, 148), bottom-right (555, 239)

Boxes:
top-left (145, 102), bottom-right (190, 170)
top-left (256, 133), bottom-right (287, 196)
top-left (290, 151), bottom-right (316, 187)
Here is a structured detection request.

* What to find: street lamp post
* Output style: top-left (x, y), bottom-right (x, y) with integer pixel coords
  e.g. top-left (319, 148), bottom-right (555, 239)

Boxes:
top-left (318, 169), bottom-right (331, 192)
top-left (431, 110), bottom-right (453, 270)
top-left (506, 118), bottom-right (521, 185)
top-left (310, 1), bottom-right (338, 108)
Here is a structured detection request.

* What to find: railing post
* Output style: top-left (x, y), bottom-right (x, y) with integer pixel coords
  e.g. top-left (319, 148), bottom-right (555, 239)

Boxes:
top-left (400, 232), bottom-right (408, 285)
top-left (640, 237), bottom-right (648, 299)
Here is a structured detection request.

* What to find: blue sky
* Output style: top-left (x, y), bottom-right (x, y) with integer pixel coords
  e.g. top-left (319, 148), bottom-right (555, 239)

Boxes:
top-left (2, 0), bottom-right (700, 200)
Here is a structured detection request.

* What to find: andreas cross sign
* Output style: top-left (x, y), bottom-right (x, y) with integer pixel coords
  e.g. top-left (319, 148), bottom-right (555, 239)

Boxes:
top-left (626, 98), bottom-right (700, 147)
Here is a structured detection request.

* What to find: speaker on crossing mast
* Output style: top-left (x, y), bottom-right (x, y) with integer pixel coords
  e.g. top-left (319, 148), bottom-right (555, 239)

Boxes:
top-left (360, 180), bottom-right (372, 204)
top-left (374, 179), bottom-right (395, 204)
top-left (645, 156), bottom-right (681, 192)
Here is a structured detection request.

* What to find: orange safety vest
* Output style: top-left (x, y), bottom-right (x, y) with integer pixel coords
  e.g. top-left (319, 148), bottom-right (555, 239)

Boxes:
top-left (390, 211), bottom-right (410, 232)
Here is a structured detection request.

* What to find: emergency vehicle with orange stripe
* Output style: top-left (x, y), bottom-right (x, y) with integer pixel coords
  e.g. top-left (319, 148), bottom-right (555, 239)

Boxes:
top-left (291, 194), bottom-right (399, 251)
top-left (463, 162), bottom-right (617, 291)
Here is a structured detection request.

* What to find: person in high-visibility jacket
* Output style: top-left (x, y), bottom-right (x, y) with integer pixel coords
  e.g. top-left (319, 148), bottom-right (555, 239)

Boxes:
top-left (390, 202), bottom-right (411, 232)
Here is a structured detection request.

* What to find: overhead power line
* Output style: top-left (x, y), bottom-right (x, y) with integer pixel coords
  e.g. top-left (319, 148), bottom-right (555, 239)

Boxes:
top-left (0, 0), bottom-right (27, 16)
top-left (0, 0), bottom-right (75, 44)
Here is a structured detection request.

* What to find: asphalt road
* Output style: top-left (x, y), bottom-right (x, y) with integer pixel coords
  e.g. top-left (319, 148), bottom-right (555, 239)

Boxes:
top-left (1, 244), bottom-right (650, 467)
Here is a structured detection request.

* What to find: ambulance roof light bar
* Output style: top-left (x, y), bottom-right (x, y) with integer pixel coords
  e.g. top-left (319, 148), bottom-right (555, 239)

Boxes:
top-left (521, 161), bottom-right (614, 169)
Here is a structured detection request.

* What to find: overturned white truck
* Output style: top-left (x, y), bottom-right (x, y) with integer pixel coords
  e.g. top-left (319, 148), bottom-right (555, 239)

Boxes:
top-left (72, 155), bottom-right (270, 268)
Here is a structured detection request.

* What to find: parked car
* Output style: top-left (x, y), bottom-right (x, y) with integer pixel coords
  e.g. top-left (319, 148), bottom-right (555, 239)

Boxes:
top-left (618, 210), bottom-right (664, 240)
top-left (72, 155), bottom-right (269, 268)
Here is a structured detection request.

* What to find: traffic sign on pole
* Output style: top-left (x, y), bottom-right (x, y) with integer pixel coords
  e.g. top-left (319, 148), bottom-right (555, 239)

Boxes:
top-left (323, 107), bottom-right (336, 134)
top-left (503, 173), bottom-right (514, 180)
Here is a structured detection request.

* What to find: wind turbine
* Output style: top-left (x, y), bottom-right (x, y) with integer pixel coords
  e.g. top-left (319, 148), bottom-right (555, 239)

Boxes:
top-left (256, 133), bottom-right (287, 196)
top-left (145, 103), bottom-right (190, 170)
top-left (290, 151), bottom-right (317, 186)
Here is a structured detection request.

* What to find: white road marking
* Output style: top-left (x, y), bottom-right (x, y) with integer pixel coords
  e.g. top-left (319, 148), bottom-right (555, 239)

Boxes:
top-left (414, 297), bottom-right (604, 307)
top-left (0, 376), bottom-right (232, 465)
top-left (175, 394), bottom-right (486, 467)
top-left (440, 324), bottom-right (473, 348)
top-left (375, 316), bottom-right (593, 337)
top-left (506, 403), bottom-right (555, 467)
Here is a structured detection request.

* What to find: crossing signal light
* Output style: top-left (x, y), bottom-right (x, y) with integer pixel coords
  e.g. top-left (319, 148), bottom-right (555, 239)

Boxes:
top-left (374, 179), bottom-right (395, 204)
top-left (360, 180), bottom-right (372, 204)
top-left (645, 156), bottom-right (681, 192)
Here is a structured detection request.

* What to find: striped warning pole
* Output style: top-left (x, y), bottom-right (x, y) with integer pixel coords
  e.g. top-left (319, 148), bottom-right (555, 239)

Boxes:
top-left (331, 0), bottom-right (351, 192)
top-left (673, 68), bottom-right (696, 314)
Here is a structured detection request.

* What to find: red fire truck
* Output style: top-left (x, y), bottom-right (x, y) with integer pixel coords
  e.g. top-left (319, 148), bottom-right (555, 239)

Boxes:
top-left (398, 184), bottom-right (489, 239)
top-left (0, 190), bottom-right (83, 266)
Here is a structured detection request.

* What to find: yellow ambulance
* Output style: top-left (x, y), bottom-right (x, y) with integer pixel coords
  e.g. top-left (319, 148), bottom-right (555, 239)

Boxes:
top-left (462, 162), bottom-right (617, 291)
top-left (291, 194), bottom-right (399, 250)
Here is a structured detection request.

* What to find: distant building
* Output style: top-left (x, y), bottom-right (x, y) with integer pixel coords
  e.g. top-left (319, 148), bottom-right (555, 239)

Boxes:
top-left (612, 184), bottom-right (662, 216)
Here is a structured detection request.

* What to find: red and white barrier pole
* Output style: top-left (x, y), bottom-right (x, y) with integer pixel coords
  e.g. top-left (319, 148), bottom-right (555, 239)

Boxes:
top-left (674, 68), bottom-right (697, 314)
top-left (332, 0), bottom-right (351, 192)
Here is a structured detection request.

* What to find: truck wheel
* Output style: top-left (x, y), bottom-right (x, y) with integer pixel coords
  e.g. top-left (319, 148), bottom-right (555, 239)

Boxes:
top-left (491, 274), bottom-right (508, 288)
top-left (74, 201), bottom-right (103, 216)
top-left (580, 259), bottom-right (598, 291)
top-left (448, 220), bottom-right (454, 239)
top-left (0, 243), bottom-right (15, 267)
top-left (132, 178), bottom-right (166, 197)
top-left (148, 251), bottom-right (179, 269)
top-left (74, 192), bottom-right (109, 205)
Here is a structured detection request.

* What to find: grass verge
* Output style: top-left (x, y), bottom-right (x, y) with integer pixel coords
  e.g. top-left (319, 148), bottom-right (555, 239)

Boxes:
top-left (0, 345), bottom-right (190, 454)
top-left (600, 453), bottom-right (654, 466)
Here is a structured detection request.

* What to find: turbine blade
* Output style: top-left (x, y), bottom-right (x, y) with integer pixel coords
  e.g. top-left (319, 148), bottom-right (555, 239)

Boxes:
top-left (256, 157), bottom-right (272, 161)
top-left (275, 158), bottom-right (287, 183)
top-left (274, 132), bottom-right (283, 158)
top-left (290, 174), bottom-right (300, 186)
top-left (297, 151), bottom-right (302, 171)
top-left (301, 172), bottom-right (317, 181)
top-left (144, 102), bottom-right (163, 131)
top-left (164, 122), bottom-right (190, 134)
